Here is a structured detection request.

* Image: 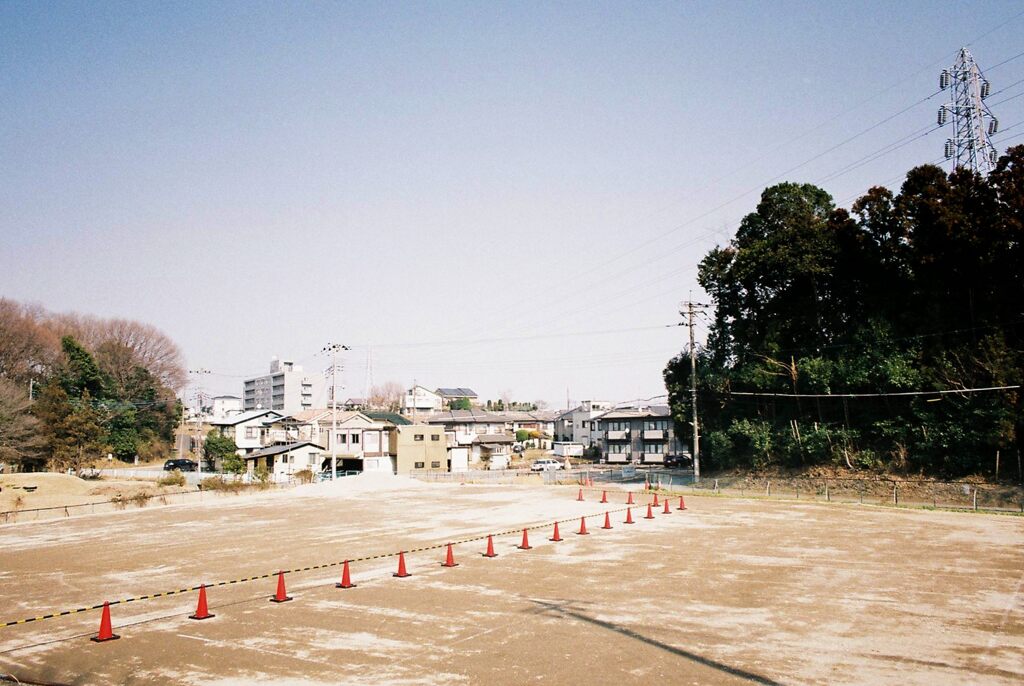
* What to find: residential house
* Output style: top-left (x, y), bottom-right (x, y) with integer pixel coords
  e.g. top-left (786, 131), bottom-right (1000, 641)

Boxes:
top-left (264, 409), bottom-right (393, 473)
top-left (594, 405), bottom-right (688, 465)
top-left (504, 410), bottom-right (558, 449)
top-left (435, 387), bottom-right (479, 408)
top-left (243, 358), bottom-right (325, 413)
top-left (425, 410), bottom-right (516, 470)
top-left (402, 385), bottom-right (443, 416)
top-left (209, 409), bottom-right (285, 457)
top-left (391, 425), bottom-right (448, 473)
top-left (244, 442), bottom-right (323, 480)
top-left (554, 401), bottom-right (613, 448)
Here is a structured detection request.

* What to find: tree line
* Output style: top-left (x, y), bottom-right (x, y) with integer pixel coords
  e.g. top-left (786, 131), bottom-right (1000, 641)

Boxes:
top-left (665, 146), bottom-right (1024, 478)
top-left (0, 299), bottom-right (185, 473)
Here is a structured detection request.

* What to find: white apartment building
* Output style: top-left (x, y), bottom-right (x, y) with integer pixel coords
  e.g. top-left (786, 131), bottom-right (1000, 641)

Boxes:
top-left (402, 385), bottom-right (443, 416)
top-left (554, 400), bottom-right (613, 448)
top-left (211, 395), bottom-right (242, 421)
top-left (243, 358), bottom-right (324, 414)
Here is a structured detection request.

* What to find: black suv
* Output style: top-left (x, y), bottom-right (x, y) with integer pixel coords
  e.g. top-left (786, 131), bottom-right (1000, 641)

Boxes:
top-left (163, 459), bottom-right (198, 472)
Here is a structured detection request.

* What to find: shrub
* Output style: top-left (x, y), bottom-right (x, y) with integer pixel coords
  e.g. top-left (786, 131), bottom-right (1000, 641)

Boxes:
top-left (294, 469), bottom-right (313, 484)
top-left (157, 471), bottom-right (186, 487)
top-left (199, 476), bottom-right (246, 493)
top-left (129, 492), bottom-right (152, 508)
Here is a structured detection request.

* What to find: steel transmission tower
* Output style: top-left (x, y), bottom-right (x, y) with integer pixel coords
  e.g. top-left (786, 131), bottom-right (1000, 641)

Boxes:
top-left (938, 47), bottom-right (1000, 174)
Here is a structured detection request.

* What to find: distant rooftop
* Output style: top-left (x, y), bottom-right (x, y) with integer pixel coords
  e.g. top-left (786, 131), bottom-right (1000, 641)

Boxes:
top-left (435, 387), bottom-right (478, 398)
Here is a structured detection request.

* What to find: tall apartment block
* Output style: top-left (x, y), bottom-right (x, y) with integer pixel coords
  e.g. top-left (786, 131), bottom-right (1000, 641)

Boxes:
top-left (243, 358), bottom-right (325, 414)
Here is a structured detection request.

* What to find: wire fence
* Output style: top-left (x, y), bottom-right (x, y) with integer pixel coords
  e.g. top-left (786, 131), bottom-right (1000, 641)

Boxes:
top-left (409, 467), bottom-right (1024, 514)
top-left (676, 475), bottom-right (1024, 513)
top-left (0, 480), bottom-right (299, 525)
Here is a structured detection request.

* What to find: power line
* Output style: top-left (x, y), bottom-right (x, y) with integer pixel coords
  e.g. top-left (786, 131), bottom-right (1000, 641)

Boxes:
top-left (348, 323), bottom-right (682, 350)
top-left (719, 385), bottom-right (1019, 399)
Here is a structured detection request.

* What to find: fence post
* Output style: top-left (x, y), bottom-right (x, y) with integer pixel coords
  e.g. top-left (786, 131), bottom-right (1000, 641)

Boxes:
top-left (973, 489), bottom-right (978, 511)
top-left (893, 484), bottom-right (898, 506)
top-left (766, 481), bottom-right (771, 497)
top-left (714, 479), bottom-right (719, 493)
top-left (825, 482), bottom-right (830, 502)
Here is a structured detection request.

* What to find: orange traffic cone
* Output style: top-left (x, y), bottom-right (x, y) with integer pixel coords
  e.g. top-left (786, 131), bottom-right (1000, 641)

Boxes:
top-left (644, 503), bottom-right (655, 520)
top-left (550, 522), bottom-right (563, 542)
top-left (189, 584), bottom-right (214, 620)
top-left (677, 495), bottom-right (687, 511)
top-left (644, 479), bottom-right (650, 492)
top-left (483, 534), bottom-right (497, 558)
top-left (653, 493), bottom-right (660, 507)
top-left (518, 528), bottom-right (532, 550)
top-left (601, 512), bottom-right (612, 530)
top-left (336, 560), bottom-right (356, 588)
top-left (577, 516), bottom-right (589, 535)
top-left (624, 507), bottom-right (635, 524)
top-left (663, 498), bottom-right (671, 514)
top-left (577, 488), bottom-right (584, 502)
top-left (600, 490), bottom-right (608, 503)
top-left (393, 551), bottom-right (411, 578)
top-left (270, 571), bottom-right (292, 603)
top-left (441, 543), bottom-right (459, 568)
top-left (627, 491), bottom-right (634, 505)
top-left (91, 601), bottom-right (120, 642)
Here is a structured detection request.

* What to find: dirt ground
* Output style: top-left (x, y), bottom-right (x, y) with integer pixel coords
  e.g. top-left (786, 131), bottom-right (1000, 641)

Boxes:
top-left (0, 476), bottom-right (1021, 685)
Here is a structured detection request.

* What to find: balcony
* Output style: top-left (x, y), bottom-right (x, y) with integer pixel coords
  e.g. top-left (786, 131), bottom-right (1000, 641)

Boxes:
top-left (606, 451), bottom-right (630, 463)
top-left (606, 430), bottom-right (629, 441)
top-left (643, 429), bottom-right (664, 440)
top-left (643, 453), bottom-right (665, 463)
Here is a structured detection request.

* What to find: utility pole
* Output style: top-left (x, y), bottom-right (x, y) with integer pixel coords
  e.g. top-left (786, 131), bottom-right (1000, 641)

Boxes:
top-left (188, 368), bottom-right (211, 473)
top-left (322, 343), bottom-right (349, 479)
top-left (681, 301), bottom-right (709, 482)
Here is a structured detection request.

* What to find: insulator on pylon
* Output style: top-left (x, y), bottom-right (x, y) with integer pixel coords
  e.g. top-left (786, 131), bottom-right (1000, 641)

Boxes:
top-left (988, 118), bottom-right (998, 135)
top-left (980, 80), bottom-right (990, 99)
top-left (939, 70), bottom-right (950, 90)
top-left (944, 140), bottom-right (955, 159)
top-left (937, 106), bottom-right (947, 126)
top-left (990, 150), bottom-right (998, 165)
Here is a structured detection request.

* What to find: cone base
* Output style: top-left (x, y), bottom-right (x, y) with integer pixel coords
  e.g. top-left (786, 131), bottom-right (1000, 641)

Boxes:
top-left (601, 525), bottom-right (613, 530)
top-left (482, 553), bottom-right (497, 558)
top-left (576, 531), bottom-right (590, 535)
top-left (517, 545), bottom-right (532, 550)
top-left (643, 516), bottom-right (655, 520)
top-left (549, 537), bottom-right (563, 542)
top-left (677, 506), bottom-right (687, 511)
top-left (270, 596), bottom-right (293, 603)
top-left (91, 633), bottom-right (120, 642)
top-left (393, 572), bottom-right (411, 578)
top-left (441, 562), bottom-right (459, 567)
top-left (189, 613), bottom-right (215, 620)
top-left (624, 520), bottom-right (635, 524)
top-left (335, 582), bottom-right (357, 589)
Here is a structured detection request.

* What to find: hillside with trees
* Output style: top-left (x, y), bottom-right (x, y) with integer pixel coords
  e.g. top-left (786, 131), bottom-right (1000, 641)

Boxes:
top-left (665, 146), bottom-right (1024, 478)
top-left (0, 300), bottom-right (185, 472)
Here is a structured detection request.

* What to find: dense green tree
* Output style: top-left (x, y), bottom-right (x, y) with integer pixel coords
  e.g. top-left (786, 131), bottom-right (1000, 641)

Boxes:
top-left (204, 430), bottom-right (240, 473)
top-left (667, 146), bottom-right (1024, 477)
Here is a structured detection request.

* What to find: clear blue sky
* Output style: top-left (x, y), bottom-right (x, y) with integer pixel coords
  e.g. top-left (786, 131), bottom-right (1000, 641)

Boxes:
top-left (2, 1), bottom-right (1023, 408)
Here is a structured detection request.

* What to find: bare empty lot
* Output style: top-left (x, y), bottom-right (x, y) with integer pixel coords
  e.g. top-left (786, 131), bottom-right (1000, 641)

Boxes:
top-left (0, 477), bottom-right (1021, 685)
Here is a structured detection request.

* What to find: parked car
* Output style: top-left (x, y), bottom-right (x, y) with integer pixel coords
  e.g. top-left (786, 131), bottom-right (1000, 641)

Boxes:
top-left (530, 458), bottom-right (562, 472)
top-left (163, 458), bottom-right (198, 472)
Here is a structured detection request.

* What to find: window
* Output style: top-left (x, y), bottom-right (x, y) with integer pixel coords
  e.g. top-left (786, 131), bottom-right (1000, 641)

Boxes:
top-left (336, 432), bottom-right (346, 444)
top-left (582, 421), bottom-right (589, 428)
top-left (431, 434), bottom-right (440, 441)
top-left (431, 461), bottom-right (441, 468)
top-left (351, 433), bottom-right (359, 445)
top-left (414, 434), bottom-right (424, 441)
top-left (245, 427), bottom-right (255, 439)
top-left (414, 461), bottom-right (425, 469)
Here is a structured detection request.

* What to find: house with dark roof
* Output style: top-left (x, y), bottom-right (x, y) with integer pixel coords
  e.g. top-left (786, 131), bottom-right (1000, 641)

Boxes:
top-left (435, 387), bottom-right (480, 408)
top-left (243, 442), bottom-right (324, 480)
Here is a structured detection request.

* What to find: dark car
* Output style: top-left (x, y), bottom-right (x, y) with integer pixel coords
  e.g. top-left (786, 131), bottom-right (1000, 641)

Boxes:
top-left (163, 459), bottom-right (198, 472)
